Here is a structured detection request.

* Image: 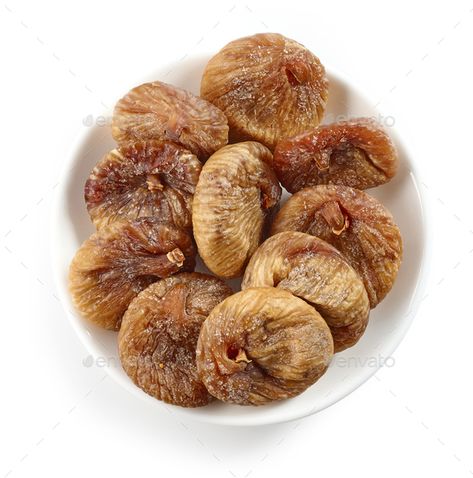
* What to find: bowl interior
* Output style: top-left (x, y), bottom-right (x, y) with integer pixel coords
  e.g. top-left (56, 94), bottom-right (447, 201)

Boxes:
top-left (51, 54), bottom-right (427, 426)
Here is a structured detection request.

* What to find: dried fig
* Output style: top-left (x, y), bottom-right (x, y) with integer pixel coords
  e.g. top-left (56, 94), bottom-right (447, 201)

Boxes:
top-left (192, 142), bottom-right (281, 278)
top-left (112, 81), bottom-right (229, 160)
top-left (118, 273), bottom-right (232, 407)
top-left (271, 185), bottom-right (402, 307)
top-left (196, 287), bottom-right (333, 405)
top-left (242, 231), bottom-right (369, 352)
top-left (200, 33), bottom-right (328, 150)
top-left (84, 141), bottom-right (201, 230)
top-left (69, 218), bottom-right (195, 330)
top-left (273, 118), bottom-right (398, 193)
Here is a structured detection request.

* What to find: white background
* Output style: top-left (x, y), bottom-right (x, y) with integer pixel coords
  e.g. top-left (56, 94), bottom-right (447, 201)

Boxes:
top-left (1, 0), bottom-right (472, 477)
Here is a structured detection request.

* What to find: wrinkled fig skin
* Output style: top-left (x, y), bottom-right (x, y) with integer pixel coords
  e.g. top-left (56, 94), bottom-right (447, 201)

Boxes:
top-left (271, 185), bottom-right (403, 308)
top-left (201, 33), bottom-right (328, 150)
top-left (112, 81), bottom-right (229, 160)
top-left (273, 118), bottom-right (398, 193)
top-left (196, 288), bottom-right (334, 405)
top-left (242, 231), bottom-right (370, 352)
top-left (192, 142), bottom-right (281, 278)
top-left (69, 218), bottom-right (196, 331)
top-left (85, 141), bottom-right (202, 230)
top-left (118, 273), bottom-right (232, 407)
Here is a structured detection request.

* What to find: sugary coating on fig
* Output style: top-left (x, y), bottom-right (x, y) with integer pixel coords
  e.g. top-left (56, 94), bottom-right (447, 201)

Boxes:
top-left (112, 81), bottom-right (229, 160)
top-left (118, 273), bottom-right (232, 407)
top-left (69, 218), bottom-right (195, 330)
top-left (271, 185), bottom-right (402, 307)
top-left (85, 141), bottom-right (201, 230)
top-left (196, 287), bottom-right (333, 405)
top-left (242, 231), bottom-right (369, 352)
top-left (273, 118), bottom-right (398, 193)
top-left (192, 142), bottom-right (281, 278)
top-left (200, 33), bottom-right (328, 150)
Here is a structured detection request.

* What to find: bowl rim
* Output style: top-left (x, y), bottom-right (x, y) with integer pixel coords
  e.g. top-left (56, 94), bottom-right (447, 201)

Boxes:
top-left (50, 65), bottom-right (430, 427)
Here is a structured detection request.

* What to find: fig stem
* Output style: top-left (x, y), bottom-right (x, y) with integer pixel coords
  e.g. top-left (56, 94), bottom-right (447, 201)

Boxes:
top-left (166, 248), bottom-right (185, 267)
top-left (132, 251), bottom-right (184, 277)
top-left (332, 218), bottom-right (349, 235)
top-left (320, 201), bottom-right (349, 235)
top-left (146, 174), bottom-right (164, 191)
top-left (165, 113), bottom-right (184, 142)
top-left (314, 151), bottom-right (331, 171)
top-left (235, 349), bottom-right (252, 364)
top-left (285, 67), bottom-right (301, 86)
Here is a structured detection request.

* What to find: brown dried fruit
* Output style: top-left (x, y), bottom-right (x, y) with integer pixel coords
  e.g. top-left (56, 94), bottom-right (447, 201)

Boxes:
top-left (112, 81), bottom-right (229, 160)
top-left (273, 118), bottom-right (398, 193)
top-left (118, 273), bottom-right (232, 407)
top-left (192, 142), bottom-right (281, 278)
top-left (196, 287), bottom-right (333, 405)
top-left (69, 218), bottom-right (196, 330)
top-left (84, 141), bottom-right (202, 230)
top-left (200, 33), bottom-right (328, 150)
top-left (271, 185), bottom-right (402, 307)
top-left (242, 231), bottom-right (369, 352)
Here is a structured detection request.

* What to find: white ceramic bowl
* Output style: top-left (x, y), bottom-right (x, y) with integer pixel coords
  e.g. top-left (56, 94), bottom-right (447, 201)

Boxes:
top-left (51, 54), bottom-right (429, 426)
